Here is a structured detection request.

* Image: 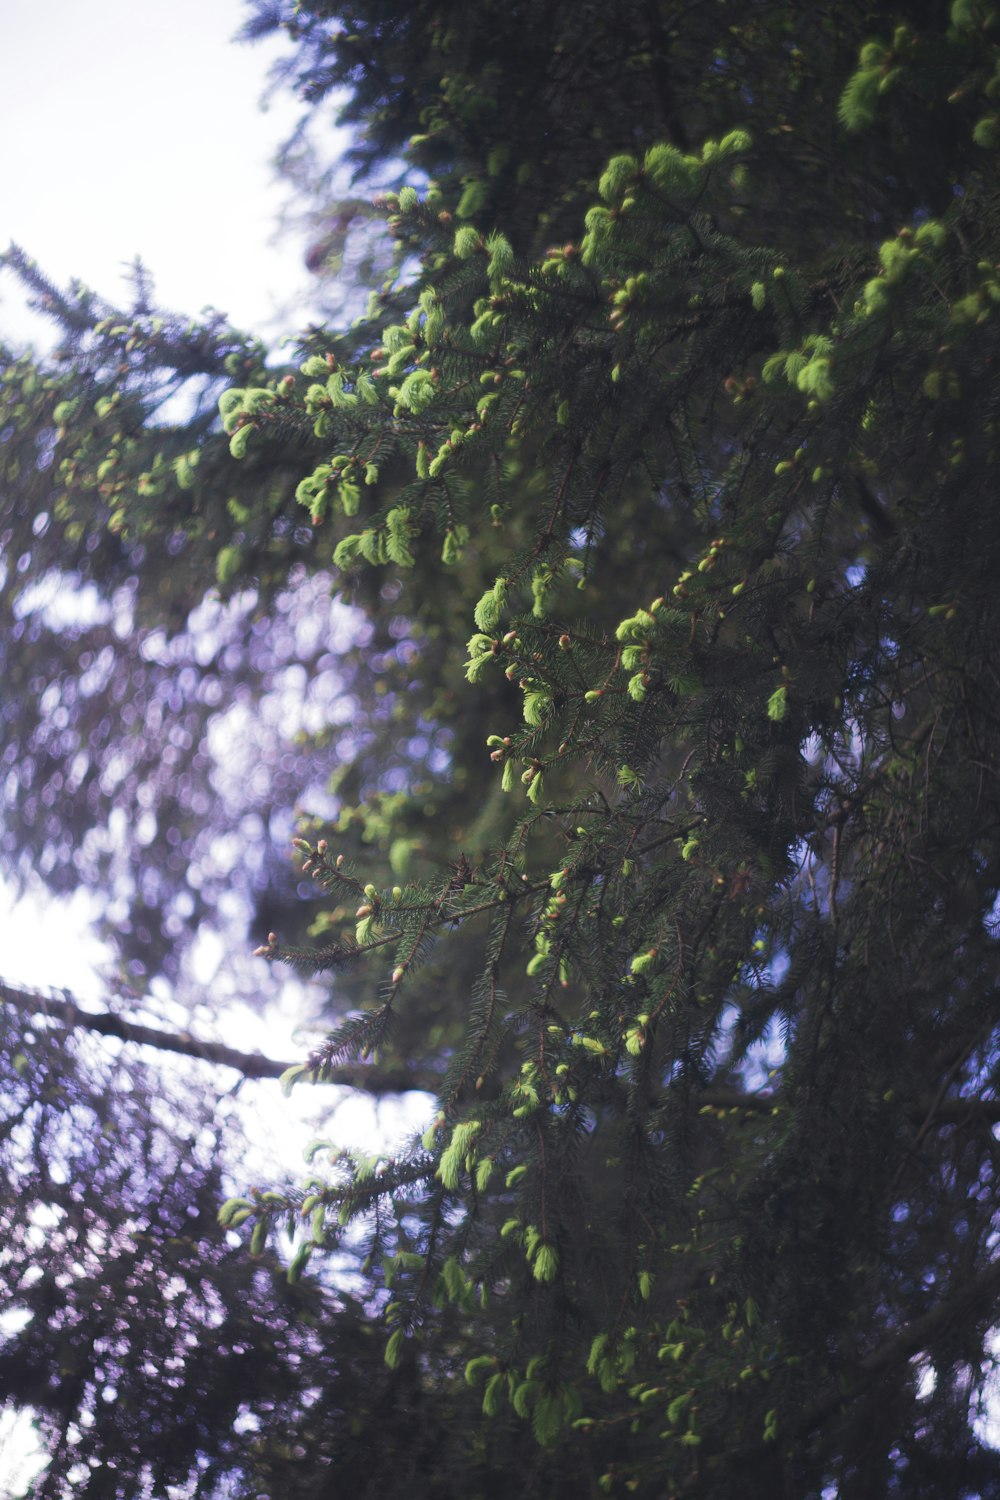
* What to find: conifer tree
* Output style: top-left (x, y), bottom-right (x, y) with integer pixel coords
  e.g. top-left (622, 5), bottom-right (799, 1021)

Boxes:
top-left (3, 2), bottom-right (1000, 1496)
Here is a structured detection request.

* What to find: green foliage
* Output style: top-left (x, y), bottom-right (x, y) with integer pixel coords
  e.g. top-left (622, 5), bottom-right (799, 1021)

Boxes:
top-left (5, 0), bottom-right (1000, 1496)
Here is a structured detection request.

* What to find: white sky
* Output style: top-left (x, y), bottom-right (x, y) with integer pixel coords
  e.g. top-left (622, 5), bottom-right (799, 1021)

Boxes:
top-left (0, 0), bottom-right (315, 346)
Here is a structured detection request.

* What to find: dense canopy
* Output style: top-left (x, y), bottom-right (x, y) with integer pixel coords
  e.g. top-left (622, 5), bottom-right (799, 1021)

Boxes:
top-left (3, 2), bottom-right (1000, 1496)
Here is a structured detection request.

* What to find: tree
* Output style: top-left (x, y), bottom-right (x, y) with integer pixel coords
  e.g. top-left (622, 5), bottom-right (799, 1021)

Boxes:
top-left (3, 1), bottom-right (1000, 1495)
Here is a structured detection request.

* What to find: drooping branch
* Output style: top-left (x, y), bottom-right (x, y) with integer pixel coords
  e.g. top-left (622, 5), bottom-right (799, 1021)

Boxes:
top-left (0, 979), bottom-right (439, 1095)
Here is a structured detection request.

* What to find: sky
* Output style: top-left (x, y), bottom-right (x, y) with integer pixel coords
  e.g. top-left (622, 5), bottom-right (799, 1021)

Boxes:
top-left (0, 0), bottom-right (314, 349)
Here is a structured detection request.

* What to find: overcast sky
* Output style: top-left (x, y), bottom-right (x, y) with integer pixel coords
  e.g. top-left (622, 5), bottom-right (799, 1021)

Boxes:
top-left (0, 0), bottom-right (314, 347)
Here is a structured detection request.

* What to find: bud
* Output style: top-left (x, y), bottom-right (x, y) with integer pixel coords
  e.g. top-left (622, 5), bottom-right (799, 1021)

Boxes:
top-left (630, 948), bottom-right (658, 975)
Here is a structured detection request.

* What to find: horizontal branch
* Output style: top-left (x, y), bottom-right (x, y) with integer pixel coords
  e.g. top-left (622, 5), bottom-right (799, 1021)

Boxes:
top-left (4, 979), bottom-right (996, 1121)
top-left (0, 980), bottom-right (438, 1095)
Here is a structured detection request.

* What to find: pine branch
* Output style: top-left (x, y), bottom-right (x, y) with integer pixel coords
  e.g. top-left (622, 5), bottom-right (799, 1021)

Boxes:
top-left (0, 979), bottom-right (438, 1094)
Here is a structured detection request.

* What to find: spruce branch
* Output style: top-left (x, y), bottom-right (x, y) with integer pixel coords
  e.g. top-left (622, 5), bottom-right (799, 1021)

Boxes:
top-left (0, 980), bottom-right (437, 1094)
